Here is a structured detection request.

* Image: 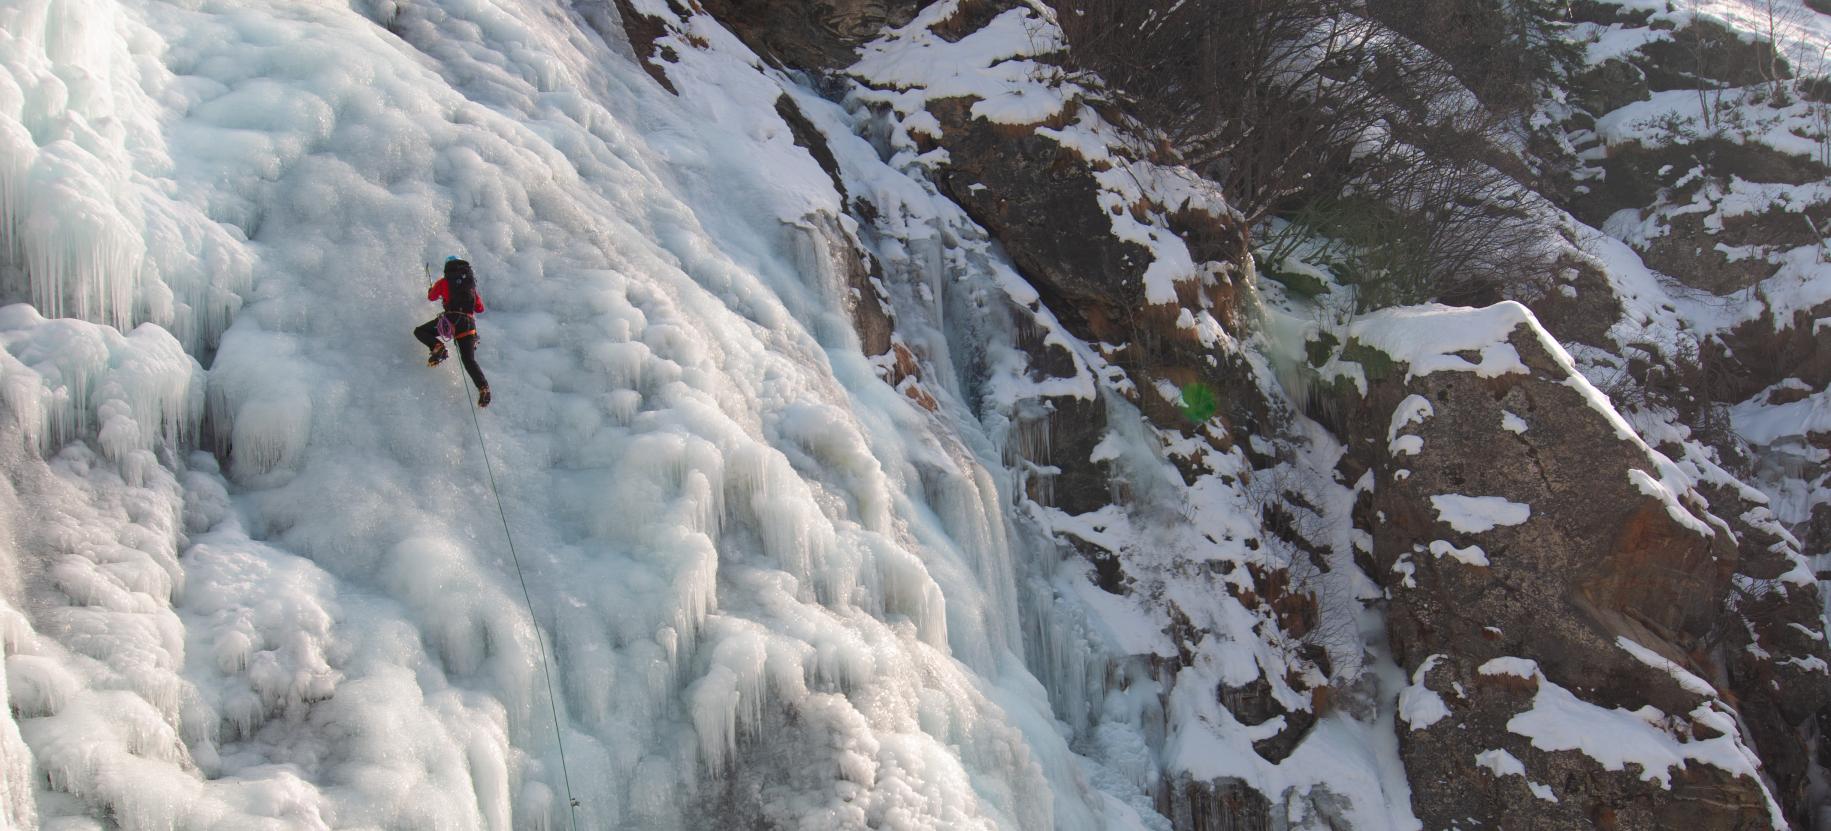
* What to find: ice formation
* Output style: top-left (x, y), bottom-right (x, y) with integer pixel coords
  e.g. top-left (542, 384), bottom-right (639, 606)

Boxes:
top-left (0, 0), bottom-right (1461, 825)
top-left (0, 0), bottom-right (1128, 827)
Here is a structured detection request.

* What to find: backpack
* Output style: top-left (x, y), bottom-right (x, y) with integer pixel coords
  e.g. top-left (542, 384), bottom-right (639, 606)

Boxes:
top-left (443, 259), bottom-right (477, 314)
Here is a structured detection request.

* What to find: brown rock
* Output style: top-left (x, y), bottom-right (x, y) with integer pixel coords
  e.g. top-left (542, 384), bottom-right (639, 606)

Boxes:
top-left (1342, 313), bottom-right (1782, 827)
top-left (1155, 774), bottom-right (1272, 831)
top-left (696, 0), bottom-right (918, 70)
top-left (610, 0), bottom-right (680, 93)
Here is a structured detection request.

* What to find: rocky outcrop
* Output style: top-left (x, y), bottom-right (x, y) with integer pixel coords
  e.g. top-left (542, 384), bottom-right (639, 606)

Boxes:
top-left (1711, 483), bottom-right (1831, 819)
top-left (1635, 17), bottom-right (1787, 92)
top-left (1524, 9), bottom-right (1831, 823)
top-left (1570, 58), bottom-right (1650, 116)
top-left (1713, 299), bottom-right (1831, 400)
top-left (915, 92), bottom-right (1263, 432)
top-left (1334, 304), bottom-right (1793, 829)
top-left (609, 0), bottom-right (683, 93)
top-left (925, 98), bottom-right (1152, 327)
top-left (1155, 775), bottom-right (1271, 831)
top-left (697, 0), bottom-right (918, 70)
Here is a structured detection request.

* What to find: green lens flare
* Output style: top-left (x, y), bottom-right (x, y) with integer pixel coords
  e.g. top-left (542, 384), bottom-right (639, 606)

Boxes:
top-left (1179, 382), bottom-right (1217, 424)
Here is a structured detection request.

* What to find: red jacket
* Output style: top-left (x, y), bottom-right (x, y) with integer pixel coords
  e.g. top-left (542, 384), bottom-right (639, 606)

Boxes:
top-left (428, 278), bottom-right (485, 313)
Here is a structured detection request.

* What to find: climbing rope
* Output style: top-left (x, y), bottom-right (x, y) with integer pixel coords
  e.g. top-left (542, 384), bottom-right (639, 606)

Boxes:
top-left (459, 372), bottom-right (583, 830)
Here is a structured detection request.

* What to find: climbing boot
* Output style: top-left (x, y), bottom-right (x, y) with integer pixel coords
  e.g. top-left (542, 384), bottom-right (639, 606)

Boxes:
top-left (478, 387), bottom-right (491, 408)
top-left (427, 343), bottom-right (448, 367)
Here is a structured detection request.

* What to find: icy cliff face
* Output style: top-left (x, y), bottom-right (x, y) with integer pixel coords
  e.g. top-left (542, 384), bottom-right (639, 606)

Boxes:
top-left (9, 0), bottom-right (1828, 828)
top-left (0, 0), bottom-right (1147, 827)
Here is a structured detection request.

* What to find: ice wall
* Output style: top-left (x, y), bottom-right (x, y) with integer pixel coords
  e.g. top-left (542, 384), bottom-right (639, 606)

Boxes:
top-left (0, 0), bottom-right (1145, 828)
top-left (0, 0), bottom-right (252, 352)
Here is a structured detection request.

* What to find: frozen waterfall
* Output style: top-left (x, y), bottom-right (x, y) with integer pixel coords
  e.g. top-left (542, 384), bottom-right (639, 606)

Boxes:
top-left (0, 0), bottom-right (1162, 827)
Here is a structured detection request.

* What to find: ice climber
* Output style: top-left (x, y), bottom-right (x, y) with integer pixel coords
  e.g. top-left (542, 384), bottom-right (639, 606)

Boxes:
top-left (415, 256), bottom-right (492, 407)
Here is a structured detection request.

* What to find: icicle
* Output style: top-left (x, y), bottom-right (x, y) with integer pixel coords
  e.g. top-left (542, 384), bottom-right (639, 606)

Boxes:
top-left (5, 653), bottom-right (77, 718)
top-left (1003, 400), bottom-right (1056, 507)
top-left (644, 630), bottom-right (680, 710)
top-left (869, 539), bottom-right (949, 648)
top-left (675, 470), bottom-right (717, 541)
top-left (606, 388), bottom-right (641, 425)
top-left (688, 664), bottom-right (741, 773)
top-left (14, 130), bottom-right (148, 331)
top-left (0, 115), bottom-right (33, 271)
top-left (722, 443), bottom-right (772, 529)
top-left (680, 435), bottom-right (726, 537)
top-left (785, 219), bottom-right (840, 310)
top-left (664, 529), bottom-right (718, 649)
top-left (923, 458), bottom-right (1022, 659)
top-left (560, 622), bottom-right (616, 728)
top-left (0, 644), bottom-right (37, 831)
top-left (0, 602), bottom-right (32, 657)
top-left (591, 340), bottom-right (650, 393)
top-left (0, 356), bottom-right (46, 457)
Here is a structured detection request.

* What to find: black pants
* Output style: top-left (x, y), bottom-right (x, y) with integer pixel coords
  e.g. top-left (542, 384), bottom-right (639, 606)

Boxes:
top-left (414, 313), bottom-right (488, 390)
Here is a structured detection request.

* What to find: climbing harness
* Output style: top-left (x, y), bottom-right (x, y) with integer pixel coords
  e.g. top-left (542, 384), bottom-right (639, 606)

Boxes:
top-left (435, 313), bottom-right (476, 342)
top-left (437, 257), bottom-right (582, 828)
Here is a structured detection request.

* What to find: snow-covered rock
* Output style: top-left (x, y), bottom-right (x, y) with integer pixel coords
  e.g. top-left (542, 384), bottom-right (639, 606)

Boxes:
top-left (1331, 302), bottom-right (1785, 828)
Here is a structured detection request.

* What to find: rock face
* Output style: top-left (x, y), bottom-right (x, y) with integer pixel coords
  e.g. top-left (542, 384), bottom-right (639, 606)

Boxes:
top-left (1350, 325), bottom-right (1730, 672)
top-left (1155, 775), bottom-right (1271, 831)
top-left (916, 92), bottom-right (1263, 432)
top-left (1524, 6), bottom-right (1831, 824)
top-left (1334, 304), bottom-right (1797, 829)
top-left (925, 97), bottom-right (1156, 327)
top-left (698, 0), bottom-right (918, 69)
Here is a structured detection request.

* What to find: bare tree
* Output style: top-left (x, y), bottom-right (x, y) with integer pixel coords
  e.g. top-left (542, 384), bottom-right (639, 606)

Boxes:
top-left (1786, 33), bottom-right (1831, 167)
top-left (1369, 0), bottom-right (1577, 115)
top-left (1047, 0), bottom-right (1423, 222)
top-left (1758, 0), bottom-right (1800, 103)
top-left (1046, 0), bottom-right (1558, 309)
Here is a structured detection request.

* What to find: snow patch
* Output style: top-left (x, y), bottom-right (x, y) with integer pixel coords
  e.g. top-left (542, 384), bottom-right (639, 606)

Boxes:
top-left (1616, 637), bottom-right (1717, 697)
top-left (1478, 657), bottom-right (1540, 679)
top-left (1345, 302), bottom-right (1534, 382)
top-left (1428, 540), bottom-right (1490, 567)
top-left (1398, 655), bottom-right (1451, 730)
top-left (1430, 494), bottom-right (1531, 534)
top-left (1505, 666), bottom-right (1778, 822)
top-left (1387, 394), bottom-right (1433, 456)
top-left (1474, 748), bottom-right (1558, 802)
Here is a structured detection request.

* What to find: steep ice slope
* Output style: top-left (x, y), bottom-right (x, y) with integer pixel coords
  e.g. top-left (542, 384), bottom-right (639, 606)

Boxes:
top-left (0, 0), bottom-right (1155, 828)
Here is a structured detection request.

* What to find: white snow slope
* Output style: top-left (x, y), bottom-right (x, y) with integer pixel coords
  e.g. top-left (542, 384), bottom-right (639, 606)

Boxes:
top-left (0, 0), bottom-right (1163, 828)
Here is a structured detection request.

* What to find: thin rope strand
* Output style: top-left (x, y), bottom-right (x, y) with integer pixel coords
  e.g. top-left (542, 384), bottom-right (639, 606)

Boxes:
top-left (461, 371), bottom-right (582, 831)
